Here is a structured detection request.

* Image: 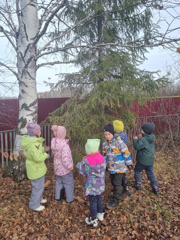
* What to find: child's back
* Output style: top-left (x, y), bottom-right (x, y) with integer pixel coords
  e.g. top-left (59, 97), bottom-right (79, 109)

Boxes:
top-left (51, 137), bottom-right (73, 176)
top-left (78, 152), bottom-right (106, 195)
top-left (77, 139), bottom-right (106, 227)
top-left (51, 125), bottom-right (74, 203)
top-left (133, 122), bottom-right (159, 195)
top-left (113, 120), bottom-right (127, 143)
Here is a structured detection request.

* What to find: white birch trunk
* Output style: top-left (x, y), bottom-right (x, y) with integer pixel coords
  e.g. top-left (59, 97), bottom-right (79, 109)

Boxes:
top-left (14, 0), bottom-right (39, 153)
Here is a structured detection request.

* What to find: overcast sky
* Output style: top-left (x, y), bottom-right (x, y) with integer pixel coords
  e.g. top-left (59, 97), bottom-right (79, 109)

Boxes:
top-left (0, 42), bottom-right (178, 98)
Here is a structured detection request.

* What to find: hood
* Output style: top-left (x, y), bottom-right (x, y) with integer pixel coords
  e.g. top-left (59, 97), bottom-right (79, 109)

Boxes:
top-left (86, 152), bottom-right (105, 165)
top-left (21, 135), bottom-right (45, 151)
top-left (143, 134), bottom-right (156, 144)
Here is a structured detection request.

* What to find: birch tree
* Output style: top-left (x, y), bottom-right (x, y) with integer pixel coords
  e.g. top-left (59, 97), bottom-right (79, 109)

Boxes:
top-left (0, 0), bottom-right (92, 153)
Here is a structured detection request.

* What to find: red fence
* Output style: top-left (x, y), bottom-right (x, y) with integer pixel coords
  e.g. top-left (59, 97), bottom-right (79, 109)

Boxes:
top-left (0, 98), bottom-right (69, 131)
top-left (0, 96), bottom-right (180, 167)
top-left (0, 97), bottom-right (180, 133)
top-left (130, 97), bottom-right (180, 117)
top-left (128, 97), bottom-right (180, 137)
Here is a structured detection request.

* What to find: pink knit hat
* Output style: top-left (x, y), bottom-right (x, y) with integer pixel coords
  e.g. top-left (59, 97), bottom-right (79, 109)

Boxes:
top-left (52, 125), bottom-right (66, 139)
top-left (27, 123), bottom-right (41, 136)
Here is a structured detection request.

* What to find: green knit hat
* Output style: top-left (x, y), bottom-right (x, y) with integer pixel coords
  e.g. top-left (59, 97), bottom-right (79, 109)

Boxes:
top-left (85, 139), bottom-right (100, 155)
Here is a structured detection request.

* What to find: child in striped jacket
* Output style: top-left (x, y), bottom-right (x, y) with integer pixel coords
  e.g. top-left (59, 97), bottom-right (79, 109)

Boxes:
top-left (102, 124), bottom-right (132, 210)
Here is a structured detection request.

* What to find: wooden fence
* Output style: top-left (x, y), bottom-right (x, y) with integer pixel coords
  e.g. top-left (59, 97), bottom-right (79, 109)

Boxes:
top-left (0, 113), bottom-right (179, 167)
top-left (0, 125), bottom-right (52, 167)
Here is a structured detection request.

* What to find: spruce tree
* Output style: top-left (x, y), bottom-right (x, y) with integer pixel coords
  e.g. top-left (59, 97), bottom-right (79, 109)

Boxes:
top-left (54, 0), bottom-right (164, 89)
top-left (45, 1), bottom-right (168, 162)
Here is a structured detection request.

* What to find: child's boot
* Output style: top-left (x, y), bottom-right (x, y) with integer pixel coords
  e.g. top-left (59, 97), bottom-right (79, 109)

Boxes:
top-left (40, 198), bottom-right (47, 204)
top-left (97, 212), bottom-right (105, 221)
top-left (85, 217), bottom-right (98, 227)
top-left (34, 205), bottom-right (45, 211)
top-left (153, 185), bottom-right (159, 196)
top-left (134, 181), bottom-right (141, 190)
top-left (123, 186), bottom-right (132, 196)
top-left (107, 198), bottom-right (119, 210)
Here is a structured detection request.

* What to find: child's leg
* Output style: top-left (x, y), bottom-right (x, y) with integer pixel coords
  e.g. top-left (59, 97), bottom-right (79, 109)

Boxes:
top-left (107, 173), bottom-right (123, 209)
top-left (29, 175), bottom-right (45, 210)
top-left (145, 165), bottom-right (159, 191)
top-left (96, 195), bottom-right (105, 221)
top-left (134, 162), bottom-right (145, 189)
top-left (85, 195), bottom-right (98, 227)
top-left (122, 173), bottom-right (132, 196)
top-left (97, 195), bottom-right (103, 213)
top-left (122, 173), bottom-right (128, 189)
top-left (62, 171), bottom-right (74, 203)
top-left (111, 173), bottom-right (123, 200)
top-left (55, 175), bottom-right (64, 200)
top-left (89, 195), bottom-right (98, 218)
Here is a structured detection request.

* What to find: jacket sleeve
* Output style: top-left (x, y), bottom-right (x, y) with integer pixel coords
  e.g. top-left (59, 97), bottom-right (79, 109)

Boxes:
top-left (77, 158), bottom-right (89, 177)
top-left (29, 145), bottom-right (48, 163)
top-left (61, 144), bottom-right (73, 170)
top-left (133, 138), bottom-right (145, 150)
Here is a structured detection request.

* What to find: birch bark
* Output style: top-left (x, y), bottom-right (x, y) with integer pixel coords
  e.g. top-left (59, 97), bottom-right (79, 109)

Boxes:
top-left (14, 0), bottom-right (39, 153)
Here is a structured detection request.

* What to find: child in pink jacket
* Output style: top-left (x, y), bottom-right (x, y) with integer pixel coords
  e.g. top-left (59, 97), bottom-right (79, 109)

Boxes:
top-left (51, 125), bottom-right (74, 203)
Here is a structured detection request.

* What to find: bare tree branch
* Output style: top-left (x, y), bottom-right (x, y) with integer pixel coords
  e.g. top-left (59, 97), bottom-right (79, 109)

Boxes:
top-left (34, 0), bottom-right (67, 45)
top-left (0, 62), bottom-right (18, 78)
top-left (37, 60), bottom-right (76, 69)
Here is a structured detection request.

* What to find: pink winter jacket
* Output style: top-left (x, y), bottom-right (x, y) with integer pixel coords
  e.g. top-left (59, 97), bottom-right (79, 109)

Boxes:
top-left (51, 138), bottom-right (73, 176)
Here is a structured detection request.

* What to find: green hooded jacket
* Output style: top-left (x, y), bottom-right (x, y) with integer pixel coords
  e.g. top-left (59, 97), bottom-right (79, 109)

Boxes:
top-left (133, 134), bottom-right (156, 166)
top-left (21, 136), bottom-right (48, 180)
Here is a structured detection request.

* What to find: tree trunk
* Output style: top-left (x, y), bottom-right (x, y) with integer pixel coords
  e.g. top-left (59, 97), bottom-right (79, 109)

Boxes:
top-left (97, 0), bottom-right (103, 83)
top-left (4, 0), bottom-right (39, 181)
top-left (14, 0), bottom-right (39, 154)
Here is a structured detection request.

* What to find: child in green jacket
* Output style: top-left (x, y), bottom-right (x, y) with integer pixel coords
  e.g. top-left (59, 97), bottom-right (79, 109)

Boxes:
top-left (21, 123), bottom-right (50, 211)
top-left (133, 122), bottom-right (159, 195)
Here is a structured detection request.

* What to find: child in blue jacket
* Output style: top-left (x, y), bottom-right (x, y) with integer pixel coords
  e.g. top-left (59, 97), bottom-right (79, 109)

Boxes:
top-left (102, 124), bottom-right (132, 210)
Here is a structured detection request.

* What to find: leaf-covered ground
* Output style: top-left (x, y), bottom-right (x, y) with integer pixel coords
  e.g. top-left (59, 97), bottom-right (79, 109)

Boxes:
top-left (0, 138), bottom-right (180, 240)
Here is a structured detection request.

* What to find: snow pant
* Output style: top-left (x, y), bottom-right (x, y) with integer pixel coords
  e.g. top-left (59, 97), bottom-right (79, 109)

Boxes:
top-left (122, 173), bottom-right (128, 190)
top-left (29, 175), bottom-right (45, 210)
top-left (110, 173), bottom-right (123, 200)
top-left (55, 171), bottom-right (74, 203)
top-left (134, 162), bottom-right (159, 189)
top-left (89, 195), bottom-right (104, 218)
